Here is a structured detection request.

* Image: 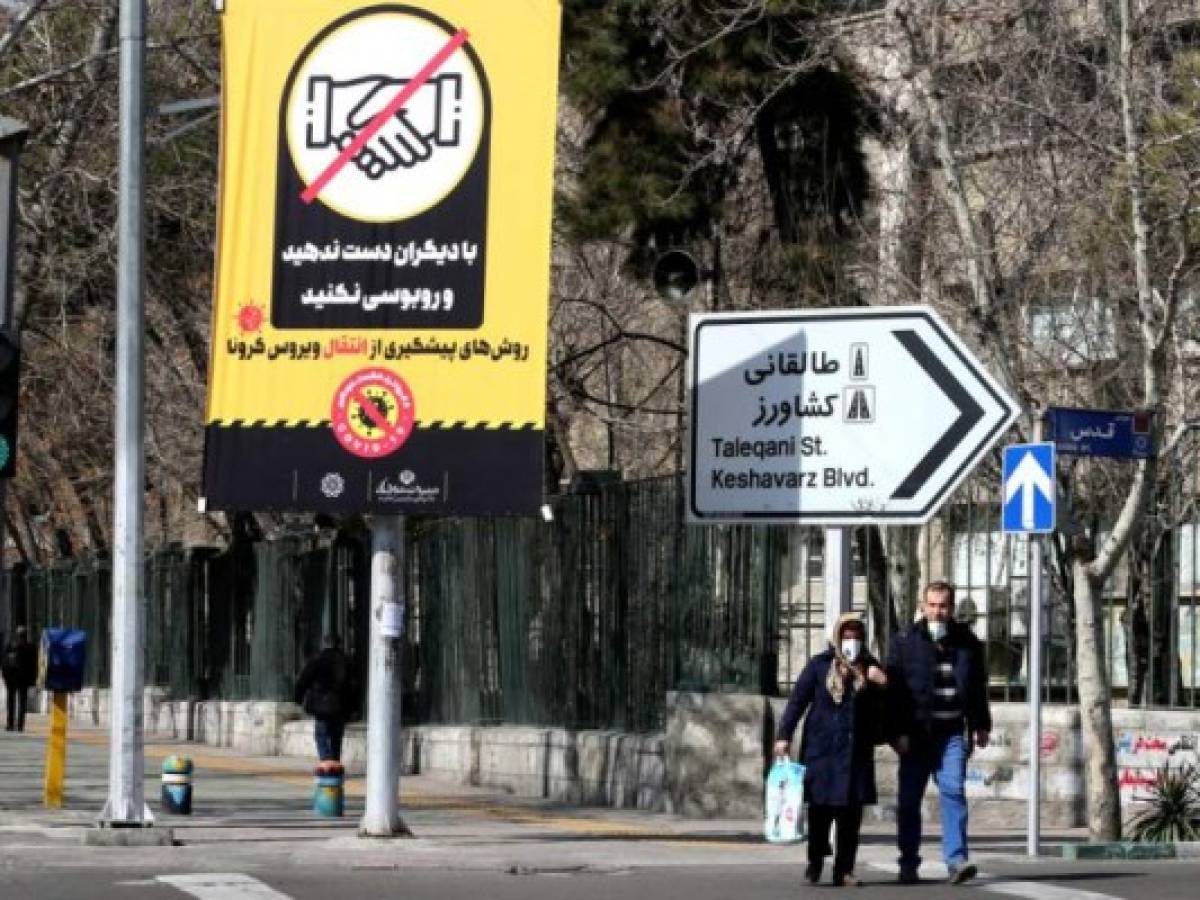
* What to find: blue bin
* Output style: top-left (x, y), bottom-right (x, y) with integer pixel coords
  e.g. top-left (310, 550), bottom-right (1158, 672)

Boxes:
top-left (38, 628), bottom-right (87, 693)
top-left (313, 761), bottom-right (345, 818)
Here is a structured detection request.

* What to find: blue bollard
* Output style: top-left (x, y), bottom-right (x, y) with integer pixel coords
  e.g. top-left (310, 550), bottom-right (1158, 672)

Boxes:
top-left (313, 761), bottom-right (345, 817)
top-left (161, 755), bottom-right (194, 815)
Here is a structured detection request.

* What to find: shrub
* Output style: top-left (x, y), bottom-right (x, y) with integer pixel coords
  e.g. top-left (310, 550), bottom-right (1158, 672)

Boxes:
top-left (1128, 766), bottom-right (1200, 844)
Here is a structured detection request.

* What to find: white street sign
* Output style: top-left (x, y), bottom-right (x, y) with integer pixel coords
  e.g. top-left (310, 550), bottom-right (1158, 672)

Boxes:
top-left (687, 306), bottom-right (1020, 524)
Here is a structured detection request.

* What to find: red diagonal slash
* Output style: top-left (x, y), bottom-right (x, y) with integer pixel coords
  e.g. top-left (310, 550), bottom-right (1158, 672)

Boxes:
top-left (351, 387), bottom-right (403, 442)
top-left (300, 28), bottom-right (470, 205)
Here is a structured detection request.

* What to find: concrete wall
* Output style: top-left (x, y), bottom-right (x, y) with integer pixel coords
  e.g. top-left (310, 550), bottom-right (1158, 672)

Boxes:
top-left (664, 691), bottom-right (769, 818)
top-left (59, 687), bottom-right (306, 757)
top-left (665, 692), bottom-right (1200, 826)
top-left (41, 685), bottom-right (1200, 825)
top-left (278, 721), bottom-right (666, 810)
top-left (49, 686), bottom-right (666, 811)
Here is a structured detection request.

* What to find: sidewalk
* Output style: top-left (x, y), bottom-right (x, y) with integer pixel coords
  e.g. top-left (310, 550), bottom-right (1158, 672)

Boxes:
top-left (0, 715), bottom-right (1086, 874)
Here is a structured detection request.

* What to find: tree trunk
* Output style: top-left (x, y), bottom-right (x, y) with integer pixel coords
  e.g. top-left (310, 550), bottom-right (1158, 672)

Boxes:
top-left (877, 1), bottom-right (925, 306)
top-left (1072, 558), bottom-right (1122, 840)
top-left (858, 525), bottom-right (915, 657)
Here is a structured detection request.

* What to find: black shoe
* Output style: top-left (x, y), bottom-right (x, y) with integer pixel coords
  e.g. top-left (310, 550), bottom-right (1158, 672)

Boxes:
top-left (805, 862), bottom-right (822, 885)
top-left (948, 863), bottom-right (977, 885)
top-left (898, 867), bottom-right (920, 885)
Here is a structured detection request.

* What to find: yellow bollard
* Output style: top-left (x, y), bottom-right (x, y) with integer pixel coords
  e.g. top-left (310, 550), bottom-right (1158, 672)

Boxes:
top-left (43, 691), bottom-right (68, 808)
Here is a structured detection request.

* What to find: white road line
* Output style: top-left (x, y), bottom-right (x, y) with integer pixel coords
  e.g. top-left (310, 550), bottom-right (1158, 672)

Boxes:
top-left (869, 861), bottom-right (955, 880)
top-left (982, 884), bottom-right (1119, 900)
top-left (156, 873), bottom-right (294, 900)
top-left (867, 863), bottom-right (1120, 900)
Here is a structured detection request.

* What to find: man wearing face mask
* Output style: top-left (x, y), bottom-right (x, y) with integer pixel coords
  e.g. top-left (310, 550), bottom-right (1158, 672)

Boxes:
top-left (774, 614), bottom-right (888, 887)
top-left (886, 581), bottom-right (991, 886)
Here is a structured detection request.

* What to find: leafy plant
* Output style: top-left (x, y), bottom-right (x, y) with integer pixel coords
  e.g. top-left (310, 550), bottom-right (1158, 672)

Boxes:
top-left (1128, 766), bottom-right (1200, 843)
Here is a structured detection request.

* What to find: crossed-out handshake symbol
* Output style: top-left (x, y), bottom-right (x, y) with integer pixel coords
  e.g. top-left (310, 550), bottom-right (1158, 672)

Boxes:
top-left (305, 73), bottom-right (465, 179)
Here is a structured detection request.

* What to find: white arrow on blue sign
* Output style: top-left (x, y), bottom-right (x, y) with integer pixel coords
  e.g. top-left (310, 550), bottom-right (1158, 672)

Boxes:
top-left (1002, 443), bottom-right (1055, 534)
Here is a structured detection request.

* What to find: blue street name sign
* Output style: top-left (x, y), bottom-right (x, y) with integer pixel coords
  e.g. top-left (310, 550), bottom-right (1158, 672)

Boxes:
top-left (1044, 407), bottom-right (1153, 459)
top-left (1002, 443), bottom-right (1055, 534)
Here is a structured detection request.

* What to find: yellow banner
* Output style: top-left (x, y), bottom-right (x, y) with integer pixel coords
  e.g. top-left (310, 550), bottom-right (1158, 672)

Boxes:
top-left (203, 1), bottom-right (560, 514)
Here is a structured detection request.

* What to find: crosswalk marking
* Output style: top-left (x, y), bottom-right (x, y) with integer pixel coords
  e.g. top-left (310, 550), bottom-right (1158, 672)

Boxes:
top-left (868, 863), bottom-right (1119, 899)
top-left (983, 883), bottom-right (1119, 900)
top-left (157, 873), bottom-right (293, 900)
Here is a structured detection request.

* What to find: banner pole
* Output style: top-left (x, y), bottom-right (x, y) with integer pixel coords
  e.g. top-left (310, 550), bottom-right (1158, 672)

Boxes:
top-left (360, 514), bottom-right (411, 837)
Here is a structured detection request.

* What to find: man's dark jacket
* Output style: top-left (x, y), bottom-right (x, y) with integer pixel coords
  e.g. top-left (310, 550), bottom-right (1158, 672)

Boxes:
top-left (885, 619), bottom-right (991, 740)
top-left (294, 648), bottom-right (353, 721)
top-left (776, 649), bottom-right (887, 806)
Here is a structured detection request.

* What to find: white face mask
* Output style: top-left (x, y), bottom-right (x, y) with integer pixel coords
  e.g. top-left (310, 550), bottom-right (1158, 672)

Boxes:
top-left (928, 620), bottom-right (948, 641)
top-left (840, 638), bottom-right (862, 662)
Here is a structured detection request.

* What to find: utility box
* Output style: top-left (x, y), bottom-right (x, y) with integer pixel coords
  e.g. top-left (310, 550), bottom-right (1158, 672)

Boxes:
top-left (37, 628), bottom-right (87, 693)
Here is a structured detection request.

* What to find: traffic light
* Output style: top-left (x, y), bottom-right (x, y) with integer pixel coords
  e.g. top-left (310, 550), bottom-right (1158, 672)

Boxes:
top-left (0, 327), bottom-right (20, 478)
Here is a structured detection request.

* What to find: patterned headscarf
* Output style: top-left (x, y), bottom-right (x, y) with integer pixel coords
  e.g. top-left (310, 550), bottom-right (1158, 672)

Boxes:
top-left (826, 613), bottom-right (868, 704)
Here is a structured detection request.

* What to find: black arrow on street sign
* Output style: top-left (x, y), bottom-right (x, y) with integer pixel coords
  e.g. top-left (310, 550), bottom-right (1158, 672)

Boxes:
top-left (890, 329), bottom-right (985, 501)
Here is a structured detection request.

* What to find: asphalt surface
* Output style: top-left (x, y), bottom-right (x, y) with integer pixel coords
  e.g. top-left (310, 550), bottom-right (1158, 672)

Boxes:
top-left (3, 718), bottom-right (1199, 899)
top-left (7, 860), bottom-right (1200, 900)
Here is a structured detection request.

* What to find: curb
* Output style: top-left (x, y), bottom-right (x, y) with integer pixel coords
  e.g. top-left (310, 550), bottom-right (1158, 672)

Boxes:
top-left (1053, 841), bottom-right (1200, 861)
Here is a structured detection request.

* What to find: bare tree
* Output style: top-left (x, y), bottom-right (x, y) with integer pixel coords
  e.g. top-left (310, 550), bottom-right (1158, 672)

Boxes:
top-left (860, 0), bottom-right (1200, 839)
top-left (1, 0), bottom-right (224, 558)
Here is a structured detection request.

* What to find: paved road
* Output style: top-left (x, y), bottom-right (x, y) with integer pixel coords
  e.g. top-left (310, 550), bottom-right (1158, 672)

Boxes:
top-left (6, 860), bottom-right (1200, 900)
top-left (3, 720), bottom-right (1198, 899)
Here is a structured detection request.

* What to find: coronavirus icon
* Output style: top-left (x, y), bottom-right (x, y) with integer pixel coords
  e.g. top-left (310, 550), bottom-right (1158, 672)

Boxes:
top-left (235, 301), bottom-right (265, 334)
top-left (330, 367), bottom-right (416, 459)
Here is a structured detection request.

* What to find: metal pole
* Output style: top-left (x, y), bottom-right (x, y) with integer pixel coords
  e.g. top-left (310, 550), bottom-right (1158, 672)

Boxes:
top-left (101, 0), bottom-right (147, 827)
top-left (360, 515), bottom-right (411, 837)
top-left (824, 527), bottom-right (853, 639)
top-left (0, 118), bottom-right (27, 637)
top-left (1027, 417), bottom-right (1047, 857)
top-left (1028, 533), bottom-right (1042, 857)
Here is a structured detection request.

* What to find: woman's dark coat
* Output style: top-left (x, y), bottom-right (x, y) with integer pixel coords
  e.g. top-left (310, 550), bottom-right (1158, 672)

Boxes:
top-left (775, 649), bottom-right (885, 807)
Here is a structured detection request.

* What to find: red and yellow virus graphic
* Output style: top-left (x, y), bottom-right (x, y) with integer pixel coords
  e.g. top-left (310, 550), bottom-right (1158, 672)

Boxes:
top-left (331, 368), bottom-right (416, 459)
top-left (235, 300), bottom-right (265, 334)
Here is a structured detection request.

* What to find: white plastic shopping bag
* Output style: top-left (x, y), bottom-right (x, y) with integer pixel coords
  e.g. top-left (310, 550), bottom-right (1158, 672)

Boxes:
top-left (764, 758), bottom-right (806, 843)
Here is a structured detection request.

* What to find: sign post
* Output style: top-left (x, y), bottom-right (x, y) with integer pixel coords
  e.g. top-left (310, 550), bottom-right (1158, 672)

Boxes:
top-left (687, 307), bottom-right (1019, 717)
top-left (361, 514), bottom-right (411, 837)
top-left (43, 692), bottom-right (68, 808)
top-left (1001, 441), bottom-right (1055, 858)
top-left (687, 307), bottom-right (1019, 524)
top-left (39, 628), bottom-right (88, 809)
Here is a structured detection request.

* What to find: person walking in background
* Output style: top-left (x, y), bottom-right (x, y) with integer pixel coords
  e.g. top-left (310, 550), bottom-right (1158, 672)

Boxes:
top-left (295, 635), bottom-right (353, 761)
top-left (2, 626), bottom-right (37, 733)
top-left (887, 581), bottom-right (992, 886)
top-left (774, 613), bottom-right (889, 887)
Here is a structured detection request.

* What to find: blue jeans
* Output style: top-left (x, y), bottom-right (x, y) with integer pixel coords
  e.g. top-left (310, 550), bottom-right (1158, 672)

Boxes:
top-left (897, 731), bottom-right (969, 870)
top-left (314, 717), bottom-right (345, 761)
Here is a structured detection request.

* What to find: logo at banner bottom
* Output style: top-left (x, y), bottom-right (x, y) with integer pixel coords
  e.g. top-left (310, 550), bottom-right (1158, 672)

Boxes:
top-left (330, 367), bottom-right (415, 458)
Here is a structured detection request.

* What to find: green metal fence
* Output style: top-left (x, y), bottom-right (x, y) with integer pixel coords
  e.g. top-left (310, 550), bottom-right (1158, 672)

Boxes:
top-left (410, 478), bottom-right (783, 731)
top-left (0, 535), bottom-right (375, 707)
top-left (3, 465), bottom-right (1199, 733)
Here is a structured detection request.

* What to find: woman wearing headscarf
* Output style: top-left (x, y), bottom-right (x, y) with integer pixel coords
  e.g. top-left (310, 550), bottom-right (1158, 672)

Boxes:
top-left (773, 613), bottom-right (888, 887)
